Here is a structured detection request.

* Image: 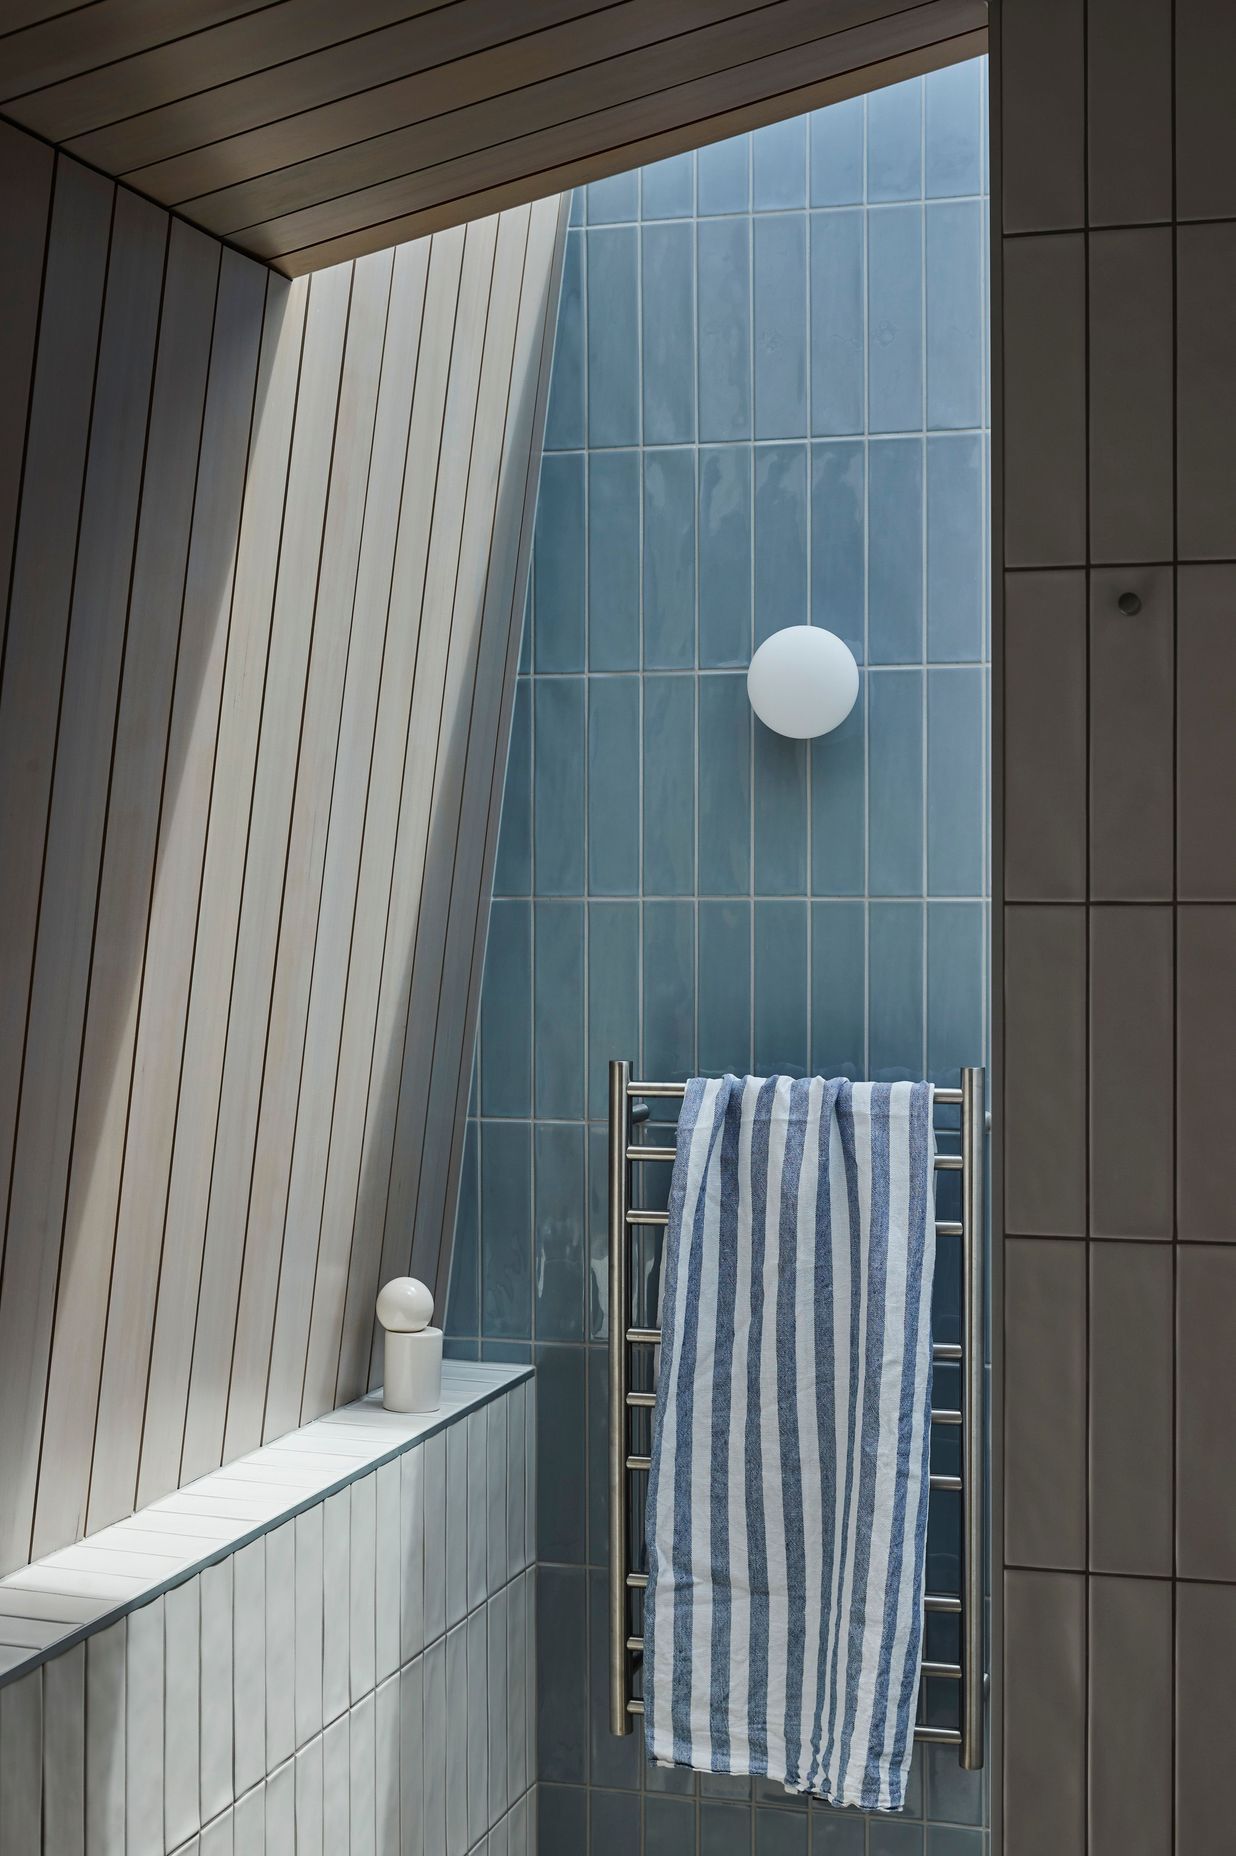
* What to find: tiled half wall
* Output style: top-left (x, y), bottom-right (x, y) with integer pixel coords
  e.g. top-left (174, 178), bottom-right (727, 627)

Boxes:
top-left (0, 1370), bottom-right (534, 1855)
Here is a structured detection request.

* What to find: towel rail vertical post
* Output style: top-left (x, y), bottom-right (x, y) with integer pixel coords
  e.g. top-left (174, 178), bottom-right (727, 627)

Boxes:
top-left (608, 1059), bottom-right (633, 1735)
top-left (960, 1064), bottom-right (985, 1771)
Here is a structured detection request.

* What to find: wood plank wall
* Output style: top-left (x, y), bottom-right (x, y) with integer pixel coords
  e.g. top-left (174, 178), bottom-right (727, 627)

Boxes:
top-left (996, 0), bottom-right (1236, 1850)
top-left (0, 115), bottom-right (565, 1572)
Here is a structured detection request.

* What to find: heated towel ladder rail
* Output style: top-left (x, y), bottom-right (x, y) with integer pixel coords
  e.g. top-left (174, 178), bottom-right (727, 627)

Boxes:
top-left (607, 1061), bottom-right (986, 1770)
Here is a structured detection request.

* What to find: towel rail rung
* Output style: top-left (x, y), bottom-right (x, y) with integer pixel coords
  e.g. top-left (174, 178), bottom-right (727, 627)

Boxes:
top-left (609, 1059), bottom-right (986, 1770)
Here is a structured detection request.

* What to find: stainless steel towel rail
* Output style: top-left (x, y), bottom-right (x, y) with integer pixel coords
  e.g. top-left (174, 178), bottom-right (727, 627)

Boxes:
top-left (608, 1061), bottom-right (986, 1770)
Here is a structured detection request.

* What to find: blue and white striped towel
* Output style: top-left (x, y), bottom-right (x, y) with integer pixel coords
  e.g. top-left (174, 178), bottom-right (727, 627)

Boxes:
top-left (643, 1075), bottom-right (937, 1812)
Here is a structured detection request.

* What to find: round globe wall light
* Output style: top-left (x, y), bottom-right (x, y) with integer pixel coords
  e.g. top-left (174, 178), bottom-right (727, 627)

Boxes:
top-left (746, 624), bottom-right (859, 739)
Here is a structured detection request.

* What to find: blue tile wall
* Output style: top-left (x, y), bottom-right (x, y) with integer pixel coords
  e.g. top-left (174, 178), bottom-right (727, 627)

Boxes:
top-left (450, 62), bottom-right (991, 1856)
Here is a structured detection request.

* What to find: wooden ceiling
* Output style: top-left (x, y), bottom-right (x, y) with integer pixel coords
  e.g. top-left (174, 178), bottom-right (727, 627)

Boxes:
top-left (0, 0), bottom-right (986, 275)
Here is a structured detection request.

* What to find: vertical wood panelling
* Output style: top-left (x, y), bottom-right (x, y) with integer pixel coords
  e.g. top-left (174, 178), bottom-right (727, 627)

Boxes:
top-left (33, 220), bottom-right (224, 1560)
top-left (85, 249), bottom-right (273, 1535)
top-left (999, 0), bottom-right (1236, 1848)
top-left (134, 260), bottom-right (349, 1509)
top-left (0, 117), bottom-right (565, 1570)
top-left (0, 183), bottom-right (166, 1567)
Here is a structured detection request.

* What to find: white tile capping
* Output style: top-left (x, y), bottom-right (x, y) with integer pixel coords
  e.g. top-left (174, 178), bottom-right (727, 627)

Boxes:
top-left (0, 1366), bottom-right (533, 1856)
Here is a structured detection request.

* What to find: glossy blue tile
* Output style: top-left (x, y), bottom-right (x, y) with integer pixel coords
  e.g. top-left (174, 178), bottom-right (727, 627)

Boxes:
top-left (480, 899), bottom-right (531, 1115)
top-left (519, 573), bottom-right (532, 673)
top-left (699, 445), bottom-right (752, 666)
top-left (754, 442), bottom-right (808, 645)
top-left (588, 1126), bottom-right (608, 1337)
top-left (755, 1808), bottom-right (807, 1856)
top-left (926, 1832), bottom-right (982, 1856)
top-left (538, 1567), bottom-right (587, 1782)
top-left (535, 452), bottom-right (585, 670)
top-left (698, 901), bottom-right (751, 1077)
top-left (811, 901), bottom-right (866, 1078)
top-left (494, 677), bottom-right (531, 896)
top-left (867, 78), bottom-right (923, 201)
top-left (868, 901), bottom-right (924, 1081)
top-left (810, 440), bottom-right (865, 662)
top-left (479, 1338), bottom-right (531, 1363)
top-left (868, 438), bottom-right (924, 662)
top-left (868, 1823), bottom-right (925, 1856)
top-left (699, 133), bottom-right (750, 215)
top-left (536, 1350), bottom-right (586, 1560)
top-left (535, 900), bottom-right (585, 1117)
top-left (588, 902), bottom-right (640, 1118)
top-left (592, 1790), bottom-right (641, 1853)
top-left (586, 170), bottom-right (638, 223)
top-left (812, 1820), bottom-right (866, 1856)
top-left (926, 202), bottom-right (983, 430)
top-left (643, 674), bottom-right (695, 894)
top-left (753, 116), bottom-right (807, 209)
top-left (754, 213), bottom-right (807, 437)
top-left (925, 59), bottom-right (984, 199)
top-left (480, 1120), bottom-right (532, 1338)
top-left (701, 1802), bottom-right (752, 1856)
top-left (540, 1782), bottom-right (587, 1853)
top-left (811, 210), bottom-right (865, 436)
top-left (588, 677), bottom-right (640, 894)
top-left (645, 1797), bottom-right (696, 1856)
top-left (868, 205), bottom-right (923, 432)
top-left (568, 186), bottom-right (584, 226)
top-left (810, 96), bottom-right (864, 206)
top-left (927, 902), bottom-right (984, 1095)
top-left (534, 677), bottom-right (585, 893)
top-left (868, 669), bottom-right (923, 895)
top-left (755, 900), bottom-right (808, 1076)
top-left (643, 901), bottom-right (694, 1080)
top-left (535, 1122), bottom-right (585, 1341)
top-left (545, 228), bottom-right (584, 450)
top-left (698, 673), bottom-right (751, 893)
top-left (643, 221), bottom-right (695, 444)
top-left (811, 674), bottom-right (865, 894)
top-left (642, 150), bottom-right (694, 218)
top-left (697, 216), bottom-right (752, 441)
top-left (926, 435), bottom-right (983, 662)
top-left (754, 724), bottom-right (808, 895)
top-left (643, 449), bottom-right (696, 667)
top-left (927, 668), bottom-right (983, 895)
top-left (587, 225), bottom-right (639, 445)
top-left (446, 1118), bottom-right (479, 1335)
top-left (925, 1732), bottom-right (985, 1826)
top-left (589, 450), bottom-right (640, 670)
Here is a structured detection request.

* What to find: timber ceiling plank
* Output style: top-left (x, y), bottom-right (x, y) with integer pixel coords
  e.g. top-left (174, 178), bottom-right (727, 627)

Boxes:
top-left (173, 0), bottom-right (905, 232)
top-left (0, 0), bottom-right (986, 275)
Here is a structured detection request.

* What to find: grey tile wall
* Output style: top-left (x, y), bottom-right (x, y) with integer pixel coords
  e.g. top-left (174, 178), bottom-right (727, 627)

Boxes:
top-left (997, 1), bottom-right (1236, 1849)
top-left (451, 64), bottom-right (991, 1856)
top-left (0, 1381), bottom-right (535, 1856)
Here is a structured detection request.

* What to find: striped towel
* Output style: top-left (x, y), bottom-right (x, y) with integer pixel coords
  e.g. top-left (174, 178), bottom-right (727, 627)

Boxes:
top-left (643, 1075), bottom-right (937, 1812)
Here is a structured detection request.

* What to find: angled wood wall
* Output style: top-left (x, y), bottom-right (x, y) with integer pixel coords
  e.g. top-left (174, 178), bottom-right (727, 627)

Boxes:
top-left (0, 115), bottom-right (565, 1571)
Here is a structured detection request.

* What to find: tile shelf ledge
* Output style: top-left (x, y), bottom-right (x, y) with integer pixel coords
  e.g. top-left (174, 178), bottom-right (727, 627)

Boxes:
top-left (0, 1360), bottom-right (531, 1690)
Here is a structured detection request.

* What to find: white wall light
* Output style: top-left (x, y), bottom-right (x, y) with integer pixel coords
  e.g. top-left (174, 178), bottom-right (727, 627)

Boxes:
top-left (747, 624), bottom-right (859, 739)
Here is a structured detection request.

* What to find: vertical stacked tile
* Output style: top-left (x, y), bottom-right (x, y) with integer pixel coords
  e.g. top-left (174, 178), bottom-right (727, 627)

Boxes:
top-left (0, 1380), bottom-right (536, 1856)
top-left (998, 0), bottom-right (1236, 1849)
top-left (451, 67), bottom-right (992, 1853)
